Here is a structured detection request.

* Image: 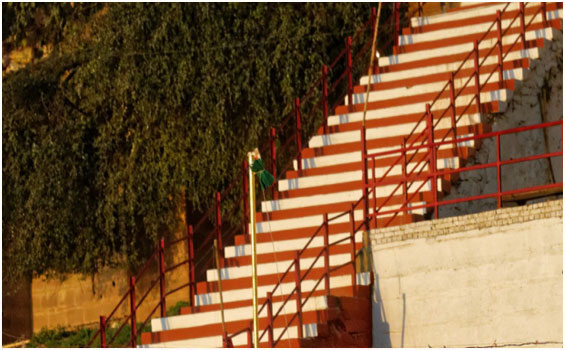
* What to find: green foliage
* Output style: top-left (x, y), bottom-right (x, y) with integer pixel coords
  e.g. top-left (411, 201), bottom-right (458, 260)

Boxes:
top-left (27, 326), bottom-right (97, 348)
top-left (26, 322), bottom-right (152, 348)
top-left (3, 3), bottom-right (375, 281)
top-left (166, 300), bottom-right (191, 317)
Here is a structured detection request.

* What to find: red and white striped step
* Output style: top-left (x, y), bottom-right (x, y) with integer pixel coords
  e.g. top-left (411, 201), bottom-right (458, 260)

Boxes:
top-left (139, 3), bottom-right (562, 347)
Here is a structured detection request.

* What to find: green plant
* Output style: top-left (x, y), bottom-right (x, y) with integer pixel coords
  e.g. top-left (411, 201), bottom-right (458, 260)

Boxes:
top-left (166, 300), bottom-right (191, 317)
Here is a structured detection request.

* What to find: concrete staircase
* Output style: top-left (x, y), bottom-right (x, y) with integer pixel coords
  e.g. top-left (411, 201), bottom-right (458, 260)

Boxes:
top-left (139, 3), bottom-right (562, 347)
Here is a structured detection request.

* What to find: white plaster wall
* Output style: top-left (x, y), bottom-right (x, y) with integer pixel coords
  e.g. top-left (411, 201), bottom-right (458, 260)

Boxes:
top-left (371, 210), bottom-right (563, 347)
top-left (440, 31), bottom-right (563, 217)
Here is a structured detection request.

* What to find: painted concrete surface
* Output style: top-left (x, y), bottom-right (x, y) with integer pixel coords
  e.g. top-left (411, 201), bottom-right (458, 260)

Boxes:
top-left (370, 203), bottom-right (563, 347)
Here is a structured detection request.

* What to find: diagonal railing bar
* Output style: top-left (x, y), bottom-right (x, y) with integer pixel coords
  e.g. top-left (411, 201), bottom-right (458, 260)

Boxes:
top-left (367, 2), bottom-right (550, 227)
top-left (107, 314), bottom-right (132, 347)
top-left (369, 120), bottom-right (562, 219)
top-left (94, 3), bottom-right (559, 348)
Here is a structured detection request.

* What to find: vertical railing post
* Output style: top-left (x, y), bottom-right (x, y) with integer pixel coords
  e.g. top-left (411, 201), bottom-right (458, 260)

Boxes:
top-left (401, 137), bottom-right (408, 216)
top-left (418, 2), bottom-right (423, 17)
top-left (323, 213), bottom-right (330, 296)
top-left (371, 7), bottom-right (378, 75)
top-left (394, 2), bottom-right (400, 47)
top-left (242, 161), bottom-right (249, 236)
top-left (322, 65), bottom-right (329, 134)
top-left (360, 127), bottom-right (369, 231)
top-left (541, 2), bottom-right (547, 27)
top-left (496, 134), bottom-right (502, 208)
top-left (496, 10), bottom-right (504, 88)
top-left (223, 332), bottom-right (232, 348)
top-left (266, 292), bottom-right (274, 348)
top-left (448, 72), bottom-right (458, 144)
top-left (247, 321), bottom-right (253, 348)
top-left (293, 251), bottom-right (303, 340)
top-left (349, 205), bottom-right (357, 293)
top-left (270, 127), bottom-right (278, 200)
top-left (159, 238), bottom-right (166, 318)
top-left (129, 276), bottom-right (137, 348)
top-left (295, 97), bottom-right (303, 172)
top-left (346, 36), bottom-right (353, 110)
top-left (99, 316), bottom-right (107, 348)
top-left (520, 2), bottom-right (527, 50)
top-left (187, 225), bottom-right (195, 307)
top-left (473, 40), bottom-right (481, 114)
top-left (215, 192), bottom-right (223, 264)
top-left (426, 104), bottom-right (438, 219)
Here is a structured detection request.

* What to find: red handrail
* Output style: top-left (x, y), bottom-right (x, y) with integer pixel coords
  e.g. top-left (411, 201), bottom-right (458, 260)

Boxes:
top-left (364, 2), bottom-right (550, 227)
top-left (367, 120), bottom-right (562, 220)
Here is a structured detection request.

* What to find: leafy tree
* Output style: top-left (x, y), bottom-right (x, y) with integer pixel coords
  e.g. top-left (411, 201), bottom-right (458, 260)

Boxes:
top-left (3, 3), bottom-right (379, 281)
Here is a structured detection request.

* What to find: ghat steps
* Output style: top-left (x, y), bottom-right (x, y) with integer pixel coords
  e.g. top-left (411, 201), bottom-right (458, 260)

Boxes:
top-left (139, 3), bottom-right (562, 347)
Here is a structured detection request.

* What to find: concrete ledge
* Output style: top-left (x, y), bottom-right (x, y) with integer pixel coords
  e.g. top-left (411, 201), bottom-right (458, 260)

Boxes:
top-left (370, 199), bottom-right (562, 245)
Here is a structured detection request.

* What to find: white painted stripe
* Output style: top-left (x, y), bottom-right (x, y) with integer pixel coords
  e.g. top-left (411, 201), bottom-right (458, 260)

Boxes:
top-left (346, 68), bottom-right (525, 106)
top-left (411, 2), bottom-right (535, 28)
top-left (207, 252), bottom-right (352, 281)
top-left (192, 272), bottom-right (371, 316)
top-left (402, 9), bottom-right (561, 46)
top-left (359, 47), bottom-right (539, 86)
top-left (325, 89), bottom-right (511, 130)
top-left (260, 184), bottom-right (433, 214)
top-left (295, 141), bottom-right (462, 171)
top-left (225, 231), bottom-right (364, 259)
top-left (152, 293), bottom-right (329, 332)
top-left (380, 27), bottom-right (556, 67)
top-left (140, 324), bottom-right (305, 348)
top-left (309, 113), bottom-right (481, 148)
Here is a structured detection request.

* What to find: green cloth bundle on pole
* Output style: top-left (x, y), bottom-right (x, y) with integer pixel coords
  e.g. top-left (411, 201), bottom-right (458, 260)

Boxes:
top-left (251, 158), bottom-right (274, 191)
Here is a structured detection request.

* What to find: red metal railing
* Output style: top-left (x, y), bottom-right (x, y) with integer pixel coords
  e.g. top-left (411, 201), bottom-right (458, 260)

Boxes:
top-left (86, 5), bottom-right (412, 347)
top-left (361, 2), bottom-right (555, 228)
top-left (85, 2), bottom-right (562, 347)
top-left (225, 194), bottom-right (368, 347)
top-left (366, 120), bottom-right (562, 222)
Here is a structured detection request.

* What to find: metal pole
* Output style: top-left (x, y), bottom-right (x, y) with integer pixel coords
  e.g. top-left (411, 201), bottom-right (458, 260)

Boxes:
top-left (323, 213), bottom-right (330, 296)
top-left (541, 2), bottom-right (547, 27)
top-left (215, 192), bottom-right (223, 264)
top-left (402, 137), bottom-right (408, 216)
top-left (294, 251), bottom-right (303, 340)
top-left (349, 205), bottom-right (357, 292)
top-left (426, 104), bottom-right (438, 219)
top-left (99, 316), bottom-right (107, 348)
top-left (346, 36), bottom-right (353, 110)
top-left (295, 98), bottom-right (303, 172)
top-left (214, 239), bottom-right (228, 341)
top-left (322, 65), bottom-right (329, 134)
top-left (187, 225), bottom-right (195, 306)
top-left (520, 2), bottom-right (527, 50)
top-left (159, 238), bottom-right (166, 318)
top-left (496, 10), bottom-right (504, 88)
top-left (242, 161), bottom-right (249, 236)
top-left (248, 152), bottom-right (259, 348)
top-left (394, 2), bottom-right (400, 47)
top-left (270, 128), bottom-right (277, 200)
top-left (247, 321), bottom-right (253, 348)
top-left (266, 292), bottom-right (274, 348)
top-left (361, 126), bottom-right (369, 231)
top-left (473, 40), bottom-right (481, 113)
top-left (448, 72), bottom-right (458, 147)
top-left (129, 276), bottom-right (137, 347)
top-left (371, 7), bottom-right (378, 75)
top-left (496, 134), bottom-right (502, 208)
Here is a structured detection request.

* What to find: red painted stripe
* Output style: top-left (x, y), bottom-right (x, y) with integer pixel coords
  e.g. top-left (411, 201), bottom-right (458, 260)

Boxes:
top-left (398, 18), bottom-right (561, 55)
top-left (351, 58), bottom-right (529, 95)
